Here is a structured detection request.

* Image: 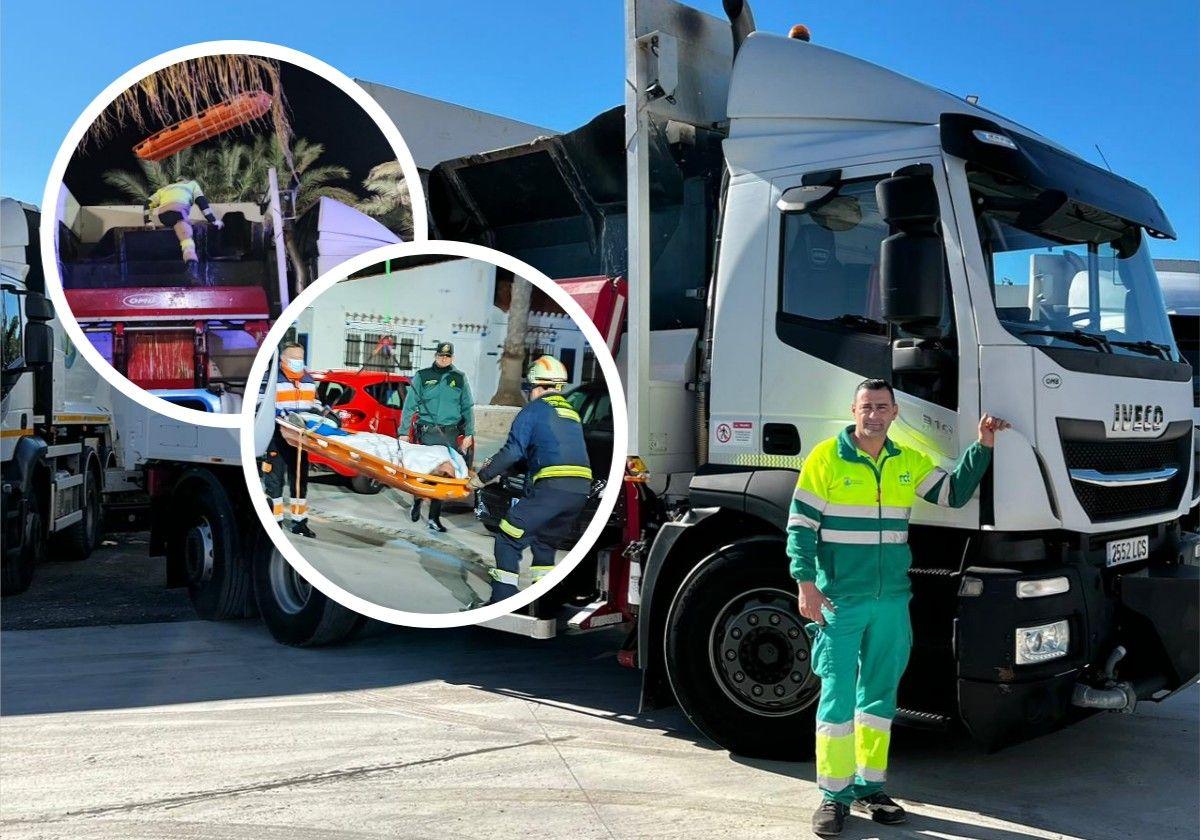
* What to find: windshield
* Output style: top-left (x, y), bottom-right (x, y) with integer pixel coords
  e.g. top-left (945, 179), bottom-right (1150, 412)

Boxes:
top-left (970, 169), bottom-right (1182, 363)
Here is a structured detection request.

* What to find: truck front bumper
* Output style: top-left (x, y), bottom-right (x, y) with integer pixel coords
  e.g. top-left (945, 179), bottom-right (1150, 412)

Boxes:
top-left (955, 527), bottom-right (1199, 749)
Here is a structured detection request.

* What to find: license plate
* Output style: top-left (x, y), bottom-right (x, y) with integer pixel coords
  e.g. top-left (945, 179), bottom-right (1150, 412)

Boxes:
top-left (1106, 535), bottom-right (1149, 567)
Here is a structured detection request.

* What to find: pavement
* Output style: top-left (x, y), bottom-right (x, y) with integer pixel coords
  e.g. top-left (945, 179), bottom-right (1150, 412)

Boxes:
top-left (1, 618), bottom-right (1196, 840)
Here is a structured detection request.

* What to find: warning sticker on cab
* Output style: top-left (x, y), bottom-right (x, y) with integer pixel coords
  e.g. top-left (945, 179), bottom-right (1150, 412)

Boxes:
top-left (715, 420), bottom-right (754, 446)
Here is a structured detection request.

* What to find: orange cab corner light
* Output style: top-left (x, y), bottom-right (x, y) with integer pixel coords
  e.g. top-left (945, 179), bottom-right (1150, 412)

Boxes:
top-left (133, 91), bottom-right (273, 162)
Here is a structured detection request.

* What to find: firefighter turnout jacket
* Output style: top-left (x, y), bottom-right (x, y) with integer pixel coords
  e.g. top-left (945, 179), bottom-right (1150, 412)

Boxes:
top-left (144, 180), bottom-right (218, 224)
top-left (477, 393), bottom-right (591, 486)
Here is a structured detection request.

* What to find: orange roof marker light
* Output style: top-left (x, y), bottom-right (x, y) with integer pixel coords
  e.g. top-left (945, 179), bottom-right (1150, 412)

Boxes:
top-left (133, 91), bottom-right (273, 161)
top-left (788, 24), bottom-right (812, 42)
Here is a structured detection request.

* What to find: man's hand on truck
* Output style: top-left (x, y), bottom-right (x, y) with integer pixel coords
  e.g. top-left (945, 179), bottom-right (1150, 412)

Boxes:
top-left (798, 581), bottom-right (835, 626)
top-left (977, 413), bottom-right (1012, 447)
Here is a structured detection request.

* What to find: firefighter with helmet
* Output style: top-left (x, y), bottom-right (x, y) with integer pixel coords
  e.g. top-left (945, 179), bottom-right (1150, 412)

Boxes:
top-left (469, 355), bottom-right (592, 605)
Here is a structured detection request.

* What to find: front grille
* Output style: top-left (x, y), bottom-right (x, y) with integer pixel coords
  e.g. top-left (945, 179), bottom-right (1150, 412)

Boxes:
top-left (1058, 419), bottom-right (1192, 523)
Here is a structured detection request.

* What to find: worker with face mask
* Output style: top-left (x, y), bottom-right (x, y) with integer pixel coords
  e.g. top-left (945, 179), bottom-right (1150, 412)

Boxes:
top-left (469, 355), bottom-right (592, 606)
top-left (400, 342), bottom-right (475, 532)
top-left (143, 179), bottom-right (223, 282)
top-left (790, 378), bottom-right (1010, 836)
top-left (260, 342), bottom-right (320, 538)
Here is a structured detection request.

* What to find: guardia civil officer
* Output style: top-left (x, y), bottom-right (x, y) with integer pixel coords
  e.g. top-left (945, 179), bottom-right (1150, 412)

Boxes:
top-left (789, 379), bottom-right (1010, 836)
top-left (469, 356), bottom-right (591, 605)
top-left (400, 342), bottom-right (475, 532)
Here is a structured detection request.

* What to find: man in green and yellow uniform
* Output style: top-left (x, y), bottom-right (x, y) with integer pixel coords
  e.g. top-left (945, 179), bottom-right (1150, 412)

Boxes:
top-left (788, 379), bottom-right (1010, 836)
top-left (400, 342), bottom-right (474, 532)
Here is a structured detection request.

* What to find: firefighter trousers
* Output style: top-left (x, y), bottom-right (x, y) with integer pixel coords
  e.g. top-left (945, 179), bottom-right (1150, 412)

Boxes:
top-left (261, 428), bottom-right (310, 523)
top-left (807, 593), bottom-right (912, 805)
top-left (489, 479), bottom-right (589, 603)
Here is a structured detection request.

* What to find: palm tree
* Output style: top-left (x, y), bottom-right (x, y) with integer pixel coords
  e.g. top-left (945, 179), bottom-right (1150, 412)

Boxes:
top-left (490, 274), bottom-right (533, 406)
top-left (356, 160), bottom-right (413, 239)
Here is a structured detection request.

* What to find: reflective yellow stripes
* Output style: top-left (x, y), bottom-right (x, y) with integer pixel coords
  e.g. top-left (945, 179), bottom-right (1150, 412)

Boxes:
top-left (489, 568), bottom-right (519, 586)
top-left (0, 428), bottom-right (33, 439)
top-left (532, 465), bottom-right (592, 482)
top-left (531, 564), bottom-right (554, 581)
top-left (815, 718), bottom-right (856, 793)
top-left (854, 711), bottom-right (892, 783)
top-left (499, 518), bottom-right (524, 539)
top-left (552, 407), bottom-right (581, 421)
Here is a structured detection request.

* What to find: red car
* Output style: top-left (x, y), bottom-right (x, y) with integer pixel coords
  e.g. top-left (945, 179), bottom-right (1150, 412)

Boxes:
top-left (309, 370), bottom-right (410, 494)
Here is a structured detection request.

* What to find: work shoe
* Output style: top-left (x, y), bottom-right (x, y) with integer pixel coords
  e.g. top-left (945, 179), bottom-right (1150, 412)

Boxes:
top-left (852, 792), bottom-right (907, 825)
top-left (290, 520), bottom-right (317, 539)
top-left (410, 500), bottom-right (423, 522)
top-left (427, 517), bottom-right (447, 533)
top-left (811, 800), bottom-right (849, 836)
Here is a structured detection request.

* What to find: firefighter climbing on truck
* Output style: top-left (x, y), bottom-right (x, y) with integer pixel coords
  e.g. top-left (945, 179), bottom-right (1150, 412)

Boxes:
top-left (142, 178), bottom-right (224, 282)
top-left (469, 355), bottom-right (592, 605)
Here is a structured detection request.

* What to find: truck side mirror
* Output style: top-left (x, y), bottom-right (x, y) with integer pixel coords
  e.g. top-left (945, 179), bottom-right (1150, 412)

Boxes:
top-left (23, 291), bottom-right (55, 322)
top-left (877, 170), bottom-right (946, 335)
top-left (24, 321), bottom-right (53, 366)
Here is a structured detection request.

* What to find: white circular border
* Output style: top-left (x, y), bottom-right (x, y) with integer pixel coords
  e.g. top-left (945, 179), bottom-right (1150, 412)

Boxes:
top-left (38, 40), bottom-right (428, 429)
top-left (239, 241), bottom-right (629, 628)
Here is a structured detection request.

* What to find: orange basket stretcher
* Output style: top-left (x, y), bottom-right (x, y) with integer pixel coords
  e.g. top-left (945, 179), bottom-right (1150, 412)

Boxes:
top-left (134, 91), bottom-right (273, 161)
top-left (276, 419), bottom-right (471, 502)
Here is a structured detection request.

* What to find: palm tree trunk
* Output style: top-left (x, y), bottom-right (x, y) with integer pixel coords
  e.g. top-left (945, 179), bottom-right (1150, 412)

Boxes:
top-left (490, 275), bottom-right (532, 406)
top-left (283, 228), bottom-right (309, 294)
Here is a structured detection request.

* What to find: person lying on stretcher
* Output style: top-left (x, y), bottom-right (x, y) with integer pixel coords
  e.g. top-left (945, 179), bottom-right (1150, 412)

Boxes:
top-left (279, 411), bottom-right (469, 479)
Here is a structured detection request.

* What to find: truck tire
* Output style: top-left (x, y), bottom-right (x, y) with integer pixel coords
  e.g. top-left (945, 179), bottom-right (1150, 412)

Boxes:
top-left (2, 496), bottom-right (42, 596)
top-left (350, 474), bottom-right (382, 495)
top-left (54, 453), bottom-right (102, 561)
top-left (663, 537), bottom-right (819, 759)
top-left (252, 529), bottom-right (363, 646)
top-left (172, 474), bottom-right (253, 620)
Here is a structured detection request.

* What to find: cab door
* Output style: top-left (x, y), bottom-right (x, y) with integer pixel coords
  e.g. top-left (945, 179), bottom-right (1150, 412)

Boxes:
top-left (759, 157), bottom-right (967, 489)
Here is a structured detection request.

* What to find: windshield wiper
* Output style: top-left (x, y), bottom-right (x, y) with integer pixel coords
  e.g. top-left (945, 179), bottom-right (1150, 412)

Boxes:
top-left (1108, 339), bottom-right (1174, 361)
top-left (1019, 328), bottom-right (1112, 353)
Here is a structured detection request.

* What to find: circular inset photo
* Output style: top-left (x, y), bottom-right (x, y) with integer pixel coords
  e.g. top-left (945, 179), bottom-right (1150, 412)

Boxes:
top-left (239, 242), bottom-right (627, 626)
top-left (40, 43), bottom-right (424, 428)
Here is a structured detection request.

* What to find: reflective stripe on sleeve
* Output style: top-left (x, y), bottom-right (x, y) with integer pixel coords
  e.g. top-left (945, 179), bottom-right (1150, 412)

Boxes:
top-left (532, 465), bottom-right (592, 482)
top-left (916, 467), bottom-right (948, 497)
top-left (787, 512), bottom-right (820, 530)
top-left (499, 518), bottom-right (525, 539)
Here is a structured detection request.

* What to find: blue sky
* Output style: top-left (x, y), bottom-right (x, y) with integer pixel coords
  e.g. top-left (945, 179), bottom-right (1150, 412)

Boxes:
top-left (3, 0), bottom-right (1195, 258)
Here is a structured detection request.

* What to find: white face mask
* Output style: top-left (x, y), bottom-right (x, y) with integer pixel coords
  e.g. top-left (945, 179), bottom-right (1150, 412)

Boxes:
top-left (285, 358), bottom-right (305, 373)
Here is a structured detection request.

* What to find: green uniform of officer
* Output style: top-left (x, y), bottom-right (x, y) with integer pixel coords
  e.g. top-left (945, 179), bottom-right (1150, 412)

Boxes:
top-left (400, 341), bottom-right (475, 532)
top-left (790, 379), bottom-right (1010, 837)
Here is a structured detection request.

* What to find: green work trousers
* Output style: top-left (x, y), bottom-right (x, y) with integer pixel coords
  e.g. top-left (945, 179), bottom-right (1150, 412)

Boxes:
top-left (807, 594), bottom-right (912, 805)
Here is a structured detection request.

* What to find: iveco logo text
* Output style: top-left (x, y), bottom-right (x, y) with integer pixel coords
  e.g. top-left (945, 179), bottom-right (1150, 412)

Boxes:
top-left (1111, 403), bottom-right (1164, 433)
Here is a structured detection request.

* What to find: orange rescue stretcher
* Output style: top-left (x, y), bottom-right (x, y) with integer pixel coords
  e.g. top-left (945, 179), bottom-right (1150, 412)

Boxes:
top-left (276, 419), bottom-right (471, 502)
top-left (134, 91), bottom-right (273, 161)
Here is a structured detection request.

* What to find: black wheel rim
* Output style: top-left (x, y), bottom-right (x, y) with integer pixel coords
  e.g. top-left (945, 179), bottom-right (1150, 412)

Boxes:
top-left (708, 587), bottom-right (818, 716)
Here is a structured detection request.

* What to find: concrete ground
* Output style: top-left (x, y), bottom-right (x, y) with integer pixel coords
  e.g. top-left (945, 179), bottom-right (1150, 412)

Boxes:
top-left (1, 618), bottom-right (1195, 840)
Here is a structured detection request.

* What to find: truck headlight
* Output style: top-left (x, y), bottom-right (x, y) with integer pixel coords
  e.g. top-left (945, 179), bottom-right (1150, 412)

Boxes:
top-left (1015, 620), bottom-right (1069, 664)
top-left (1016, 577), bottom-right (1069, 599)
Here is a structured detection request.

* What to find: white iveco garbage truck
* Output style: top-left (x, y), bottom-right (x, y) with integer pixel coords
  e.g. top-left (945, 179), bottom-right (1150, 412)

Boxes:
top-left (2, 198), bottom-right (112, 594)
top-left (426, 0), bottom-right (1198, 755)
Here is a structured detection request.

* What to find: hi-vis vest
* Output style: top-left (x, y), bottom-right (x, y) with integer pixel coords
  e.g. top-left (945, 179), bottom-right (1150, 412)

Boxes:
top-left (477, 392), bottom-right (592, 486)
top-left (786, 425), bottom-right (991, 600)
top-left (275, 368), bottom-right (318, 415)
top-left (147, 180), bottom-right (205, 215)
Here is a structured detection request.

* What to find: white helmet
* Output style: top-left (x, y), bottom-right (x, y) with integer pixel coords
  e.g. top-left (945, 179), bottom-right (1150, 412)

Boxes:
top-left (526, 355), bottom-right (569, 389)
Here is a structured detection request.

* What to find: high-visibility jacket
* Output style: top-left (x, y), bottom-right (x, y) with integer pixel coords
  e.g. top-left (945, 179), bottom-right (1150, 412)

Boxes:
top-left (145, 180), bottom-right (216, 222)
top-left (400, 364), bottom-right (474, 436)
top-left (477, 392), bottom-right (591, 487)
top-left (787, 425), bottom-right (991, 600)
top-left (274, 368), bottom-right (319, 416)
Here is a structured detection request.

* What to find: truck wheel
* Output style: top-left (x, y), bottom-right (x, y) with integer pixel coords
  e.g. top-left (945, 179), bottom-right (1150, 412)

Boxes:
top-left (2, 497), bottom-right (42, 596)
top-left (664, 537), bottom-right (819, 759)
top-left (252, 530), bottom-right (363, 646)
top-left (350, 474), bottom-right (382, 495)
top-left (174, 477), bottom-right (253, 620)
top-left (54, 455), bottom-right (102, 561)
